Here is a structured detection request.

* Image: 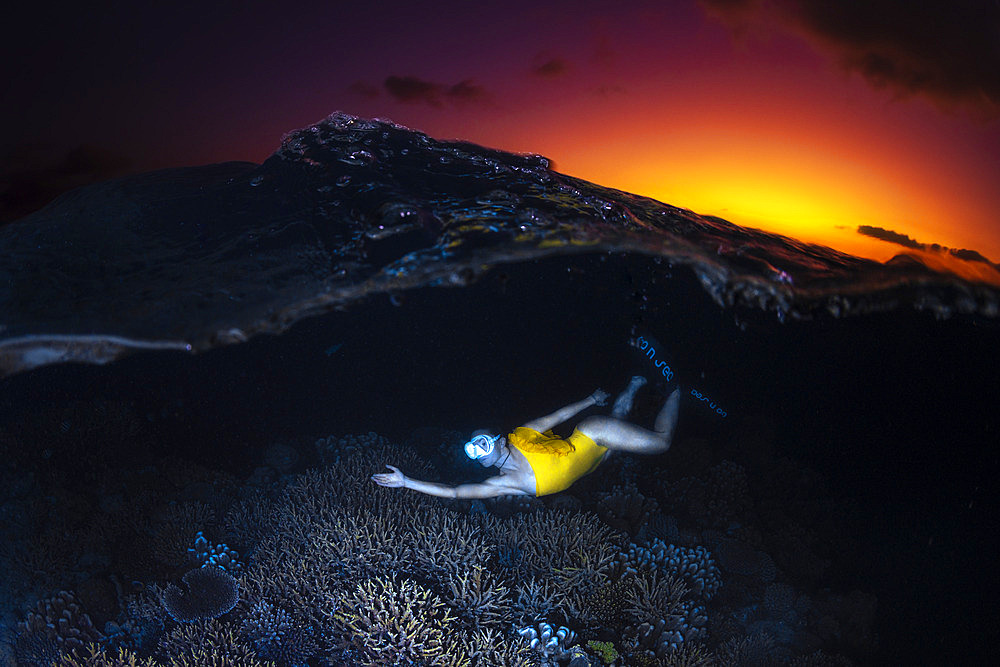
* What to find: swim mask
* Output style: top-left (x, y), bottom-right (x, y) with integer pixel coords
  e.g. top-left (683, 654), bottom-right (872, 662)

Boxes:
top-left (464, 433), bottom-right (498, 459)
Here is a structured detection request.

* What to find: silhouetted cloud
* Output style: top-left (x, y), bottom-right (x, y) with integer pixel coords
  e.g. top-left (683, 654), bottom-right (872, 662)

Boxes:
top-left (950, 248), bottom-right (992, 264)
top-left (532, 57), bottom-right (570, 78)
top-left (382, 75), bottom-right (489, 107)
top-left (0, 144), bottom-right (131, 223)
top-left (446, 79), bottom-right (488, 103)
top-left (858, 225), bottom-right (997, 267)
top-left (700, 0), bottom-right (1000, 117)
top-left (857, 225), bottom-right (922, 250)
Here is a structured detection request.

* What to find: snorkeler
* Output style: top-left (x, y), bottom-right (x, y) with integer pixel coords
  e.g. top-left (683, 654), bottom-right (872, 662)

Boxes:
top-left (371, 376), bottom-right (679, 498)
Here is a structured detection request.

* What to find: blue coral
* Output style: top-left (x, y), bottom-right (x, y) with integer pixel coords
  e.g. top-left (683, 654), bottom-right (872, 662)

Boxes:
top-left (188, 531), bottom-right (243, 575)
top-left (622, 539), bottom-right (722, 600)
top-left (241, 600), bottom-right (317, 667)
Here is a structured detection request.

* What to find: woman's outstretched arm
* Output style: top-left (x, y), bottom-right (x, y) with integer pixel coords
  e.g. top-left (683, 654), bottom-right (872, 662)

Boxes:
top-left (522, 390), bottom-right (609, 433)
top-left (371, 465), bottom-right (531, 498)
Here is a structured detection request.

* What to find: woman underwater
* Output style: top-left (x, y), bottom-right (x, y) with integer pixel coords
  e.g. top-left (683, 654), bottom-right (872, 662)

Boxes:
top-left (371, 376), bottom-right (679, 498)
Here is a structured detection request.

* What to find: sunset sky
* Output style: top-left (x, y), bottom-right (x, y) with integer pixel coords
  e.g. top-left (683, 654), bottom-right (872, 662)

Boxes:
top-left (3, 0), bottom-right (998, 268)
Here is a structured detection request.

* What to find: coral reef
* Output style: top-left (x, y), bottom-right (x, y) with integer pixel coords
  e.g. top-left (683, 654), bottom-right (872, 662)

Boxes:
top-left (518, 621), bottom-right (578, 662)
top-left (458, 627), bottom-right (536, 666)
top-left (240, 599), bottom-right (318, 666)
top-left (587, 639), bottom-right (620, 665)
top-left (663, 460), bottom-right (751, 530)
top-left (17, 591), bottom-right (104, 653)
top-left (333, 575), bottom-right (463, 666)
top-left (7, 427), bottom-right (872, 666)
top-left (593, 483), bottom-right (659, 537)
top-left (188, 531), bottom-right (243, 574)
top-left (314, 431), bottom-right (393, 466)
top-left (714, 631), bottom-right (781, 666)
top-left (161, 566), bottom-right (239, 623)
top-left (55, 645), bottom-right (159, 666)
top-left (579, 577), bottom-right (632, 629)
top-left (711, 537), bottom-right (777, 583)
top-left (619, 540), bottom-right (722, 600)
top-left (443, 564), bottom-right (511, 629)
top-left (512, 577), bottom-right (568, 626)
top-left (262, 443), bottom-right (299, 474)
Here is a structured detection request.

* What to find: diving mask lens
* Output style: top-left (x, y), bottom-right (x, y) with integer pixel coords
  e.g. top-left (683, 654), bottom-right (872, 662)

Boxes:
top-left (464, 434), bottom-right (496, 459)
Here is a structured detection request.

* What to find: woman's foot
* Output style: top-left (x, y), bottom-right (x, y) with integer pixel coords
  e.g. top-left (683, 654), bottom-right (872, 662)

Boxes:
top-left (611, 375), bottom-right (647, 418)
top-left (654, 388), bottom-right (681, 436)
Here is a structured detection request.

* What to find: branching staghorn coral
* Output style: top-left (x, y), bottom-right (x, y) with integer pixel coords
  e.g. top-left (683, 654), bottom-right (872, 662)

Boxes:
top-left (221, 488), bottom-right (276, 550)
top-left (443, 564), bottom-right (510, 629)
top-left (146, 501), bottom-right (217, 569)
top-left (459, 628), bottom-right (537, 666)
top-left (504, 509), bottom-right (620, 575)
top-left (511, 578), bottom-right (568, 626)
top-left (493, 508), bottom-right (621, 618)
top-left (271, 446), bottom-right (439, 539)
top-left (314, 431), bottom-right (392, 465)
top-left (408, 510), bottom-right (491, 579)
top-left (55, 645), bottom-right (159, 666)
top-left (333, 575), bottom-right (465, 666)
top-left (238, 541), bottom-right (348, 653)
top-left (653, 642), bottom-right (716, 666)
top-left (619, 570), bottom-right (709, 663)
top-left (713, 631), bottom-right (779, 666)
top-left (788, 650), bottom-right (855, 666)
top-left (240, 599), bottom-right (319, 666)
top-left (155, 618), bottom-right (262, 665)
top-left (240, 472), bottom-right (503, 654)
top-left (625, 571), bottom-right (689, 624)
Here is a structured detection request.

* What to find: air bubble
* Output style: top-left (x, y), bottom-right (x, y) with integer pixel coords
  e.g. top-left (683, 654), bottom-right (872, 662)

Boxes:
top-left (249, 175), bottom-right (264, 187)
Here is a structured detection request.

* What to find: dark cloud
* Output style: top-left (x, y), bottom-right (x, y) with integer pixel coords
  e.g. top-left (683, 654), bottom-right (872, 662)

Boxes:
top-left (0, 144), bottom-right (131, 224)
top-left (532, 57), bottom-right (570, 78)
top-left (700, 0), bottom-right (1000, 117)
top-left (857, 225), bottom-right (922, 249)
top-left (382, 75), bottom-right (489, 107)
top-left (950, 248), bottom-right (993, 264)
top-left (446, 79), bottom-right (488, 103)
top-left (858, 225), bottom-right (997, 266)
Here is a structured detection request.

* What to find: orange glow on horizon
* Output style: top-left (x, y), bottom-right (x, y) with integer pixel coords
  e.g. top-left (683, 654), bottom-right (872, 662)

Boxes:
top-left (481, 89), bottom-right (1000, 285)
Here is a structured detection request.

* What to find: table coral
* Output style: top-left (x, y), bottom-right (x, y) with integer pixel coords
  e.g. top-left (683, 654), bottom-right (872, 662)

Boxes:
top-left (161, 566), bottom-right (239, 623)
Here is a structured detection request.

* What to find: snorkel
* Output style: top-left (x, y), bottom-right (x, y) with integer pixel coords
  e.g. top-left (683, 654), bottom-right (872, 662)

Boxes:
top-left (464, 433), bottom-right (498, 460)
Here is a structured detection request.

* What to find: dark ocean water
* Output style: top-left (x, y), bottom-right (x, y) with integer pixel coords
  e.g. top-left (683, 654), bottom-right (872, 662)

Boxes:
top-left (0, 113), bottom-right (997, 665)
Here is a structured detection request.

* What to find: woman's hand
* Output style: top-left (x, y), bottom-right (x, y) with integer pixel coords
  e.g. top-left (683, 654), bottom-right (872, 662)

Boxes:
top-left (371, 465), bottom-right (406, 488)
top-left (590, 389), bottom-right (610, 406)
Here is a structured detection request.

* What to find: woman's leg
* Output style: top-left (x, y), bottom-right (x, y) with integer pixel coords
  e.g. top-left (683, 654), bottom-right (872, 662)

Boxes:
top-left (611, 375), bottom-right (647, 418)
top-left (577, 389), bottom-right (680, 454)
